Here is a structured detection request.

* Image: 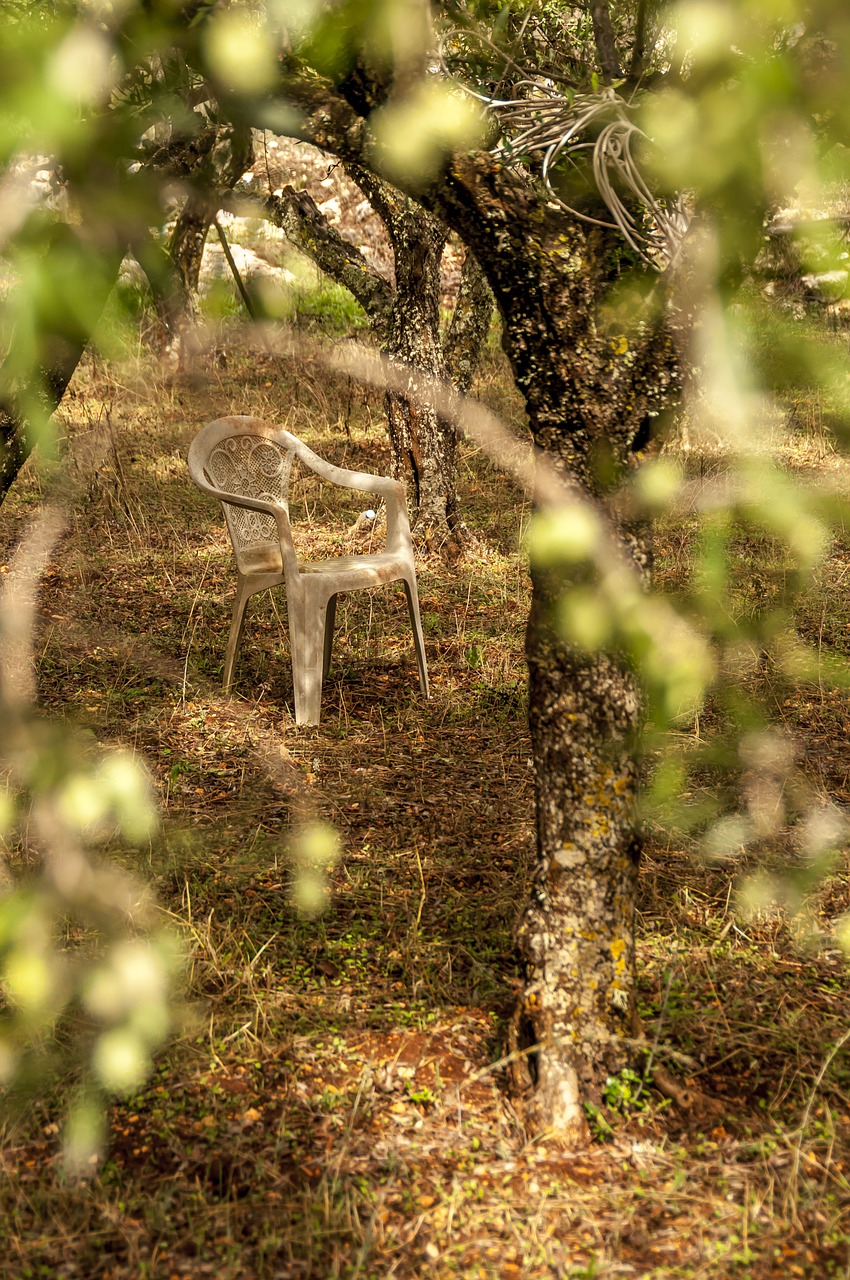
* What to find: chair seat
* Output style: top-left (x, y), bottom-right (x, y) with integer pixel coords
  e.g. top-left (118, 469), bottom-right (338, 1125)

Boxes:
top-left (297, 552), bottom-right (410, 590)
top-left (299, 553), bottom-right (399, 574)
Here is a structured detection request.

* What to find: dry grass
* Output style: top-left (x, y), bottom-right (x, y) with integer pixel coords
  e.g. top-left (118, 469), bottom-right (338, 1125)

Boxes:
top-left (1, 324), bottom-right (850, 1278)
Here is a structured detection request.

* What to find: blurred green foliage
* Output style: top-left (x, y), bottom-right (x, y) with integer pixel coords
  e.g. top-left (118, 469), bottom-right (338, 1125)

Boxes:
top-left (0, 0), bottom-right (444, 1167)
top-left (0, 526), bottom-right (182, 1171)
top-left (5, 0), bottom-right (850, 1159)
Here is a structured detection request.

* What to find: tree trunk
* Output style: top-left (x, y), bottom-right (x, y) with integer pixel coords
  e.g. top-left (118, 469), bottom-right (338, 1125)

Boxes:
top-left (169, 192), bottom-right (212, 305)
top-left (157, 122), bottom-right (254, 365)
top-left (511, 544), bottom-right (646, 1140)
top-left (265, 80), bottom-right (682, 1138)
top-left (442, 247), bottom-right (492, 397)
top-left (422, 166), bottom-right (677, 1138)
top-left (589, 0), bottom-right (623, 82)
top-left (0, 234), bottom-right (125, 503)
top-left (383, 204), bottom-right (462, 538)
top-left (272, 165), bottom-right (490, 544)
top-left (349, 169), bottom-right (477, 544)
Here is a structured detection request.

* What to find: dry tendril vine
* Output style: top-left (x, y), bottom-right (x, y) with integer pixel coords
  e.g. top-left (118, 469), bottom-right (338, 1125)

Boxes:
top-left (439, 30), bottom-right (689, 269)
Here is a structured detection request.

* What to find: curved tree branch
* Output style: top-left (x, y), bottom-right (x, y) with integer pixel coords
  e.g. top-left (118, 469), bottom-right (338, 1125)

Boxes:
top-left (265, 185), bottom-right (394, 339)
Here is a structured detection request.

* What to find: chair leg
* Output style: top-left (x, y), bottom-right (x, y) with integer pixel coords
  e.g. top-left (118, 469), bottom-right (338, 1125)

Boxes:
top-left (403, 577), bottom-right (430, 698)
top-left (290, 593), bottom-right (327, 726)
top-left (223, 578), bottom-right (252, 692)
top-left (322, 593), bottom-right (338, 680)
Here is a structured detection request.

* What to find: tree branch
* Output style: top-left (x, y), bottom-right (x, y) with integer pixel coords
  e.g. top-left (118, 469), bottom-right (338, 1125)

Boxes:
top-left (627, 0), bottom-right (660, 84)
top-left (285, 71), bottom-right (370, 168)
top-left (344, 164), bottom-right (409, 236)
top-left (265, 186), bottom-right (394, 339)
top-left (213, 217), bottom-right (257, 320)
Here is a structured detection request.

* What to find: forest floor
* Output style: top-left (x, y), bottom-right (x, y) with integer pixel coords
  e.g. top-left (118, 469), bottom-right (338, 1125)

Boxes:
top-left (2, 303), bottom-right (850, 1279)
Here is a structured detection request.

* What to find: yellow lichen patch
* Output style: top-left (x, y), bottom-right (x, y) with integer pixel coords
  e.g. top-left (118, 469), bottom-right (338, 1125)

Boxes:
top-left (582, 789), bottom-right (613, 810)
top-left (611, 334), bottom-right (629, 355)
top-left (580, 766), bottom-right (632, 819)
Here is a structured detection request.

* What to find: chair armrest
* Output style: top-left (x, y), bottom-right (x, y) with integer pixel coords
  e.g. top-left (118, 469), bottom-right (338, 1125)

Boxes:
top-left (288, 437), bottom-right (401, 500)
top-left (286, 437), bottom-right (416, 553)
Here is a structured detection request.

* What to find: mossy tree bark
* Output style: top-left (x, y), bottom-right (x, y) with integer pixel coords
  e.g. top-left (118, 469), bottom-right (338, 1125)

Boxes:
top-left (438, 169), bottom-right (672, 1139)
top-left (266, 184), bottom-right (395, 336)
top-left (442, 247), bottom-right (491, 397)
top-left (352, 169), bottom-right (459, 540)
top-left (285, 81), bottom-right (679, 1142)
top-left (440, 176), bottom-right (675, 1141)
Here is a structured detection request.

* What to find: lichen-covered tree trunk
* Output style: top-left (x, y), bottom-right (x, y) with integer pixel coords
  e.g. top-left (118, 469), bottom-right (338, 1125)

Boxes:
top-left (340, 167), bottom-right (472, 542)
top-left (272, 166), bottom-right (490, 542)
top-left (513, 550), bottom-right (645, 1141)
top-left (424, 166), bottom-right (677, 1138)
top-left (384, 205), bottom-right (461, 537)
top-left (443, 248), bottom-right (492, 397)
top-left (168, 192), bottom-right (212, 312)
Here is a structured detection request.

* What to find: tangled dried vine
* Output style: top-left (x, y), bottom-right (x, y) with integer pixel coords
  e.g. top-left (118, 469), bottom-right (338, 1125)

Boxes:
top-left (440, 30), bottom-right (689, 270)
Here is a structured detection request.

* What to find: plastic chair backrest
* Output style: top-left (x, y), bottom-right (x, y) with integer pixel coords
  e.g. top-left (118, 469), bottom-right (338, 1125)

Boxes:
top-left (204, 432), bottom-right (295, 560)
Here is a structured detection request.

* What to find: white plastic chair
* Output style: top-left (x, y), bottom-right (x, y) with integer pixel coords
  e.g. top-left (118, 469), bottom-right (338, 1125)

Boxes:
top-left (188, 415), bottom-right (429, 725)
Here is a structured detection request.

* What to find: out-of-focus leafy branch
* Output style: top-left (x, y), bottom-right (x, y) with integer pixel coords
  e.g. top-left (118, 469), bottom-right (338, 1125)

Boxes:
top-left (3, 0), bottom-right (850, 1147)
top-left (0, 509), bottom-right (181, 1172)
top-left (0, 0), bottom-right (414, 1164)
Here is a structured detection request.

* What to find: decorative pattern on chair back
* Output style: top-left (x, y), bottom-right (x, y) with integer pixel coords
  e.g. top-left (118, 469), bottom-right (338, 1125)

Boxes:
top-left (206, 434), bottom-right (295, 555)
